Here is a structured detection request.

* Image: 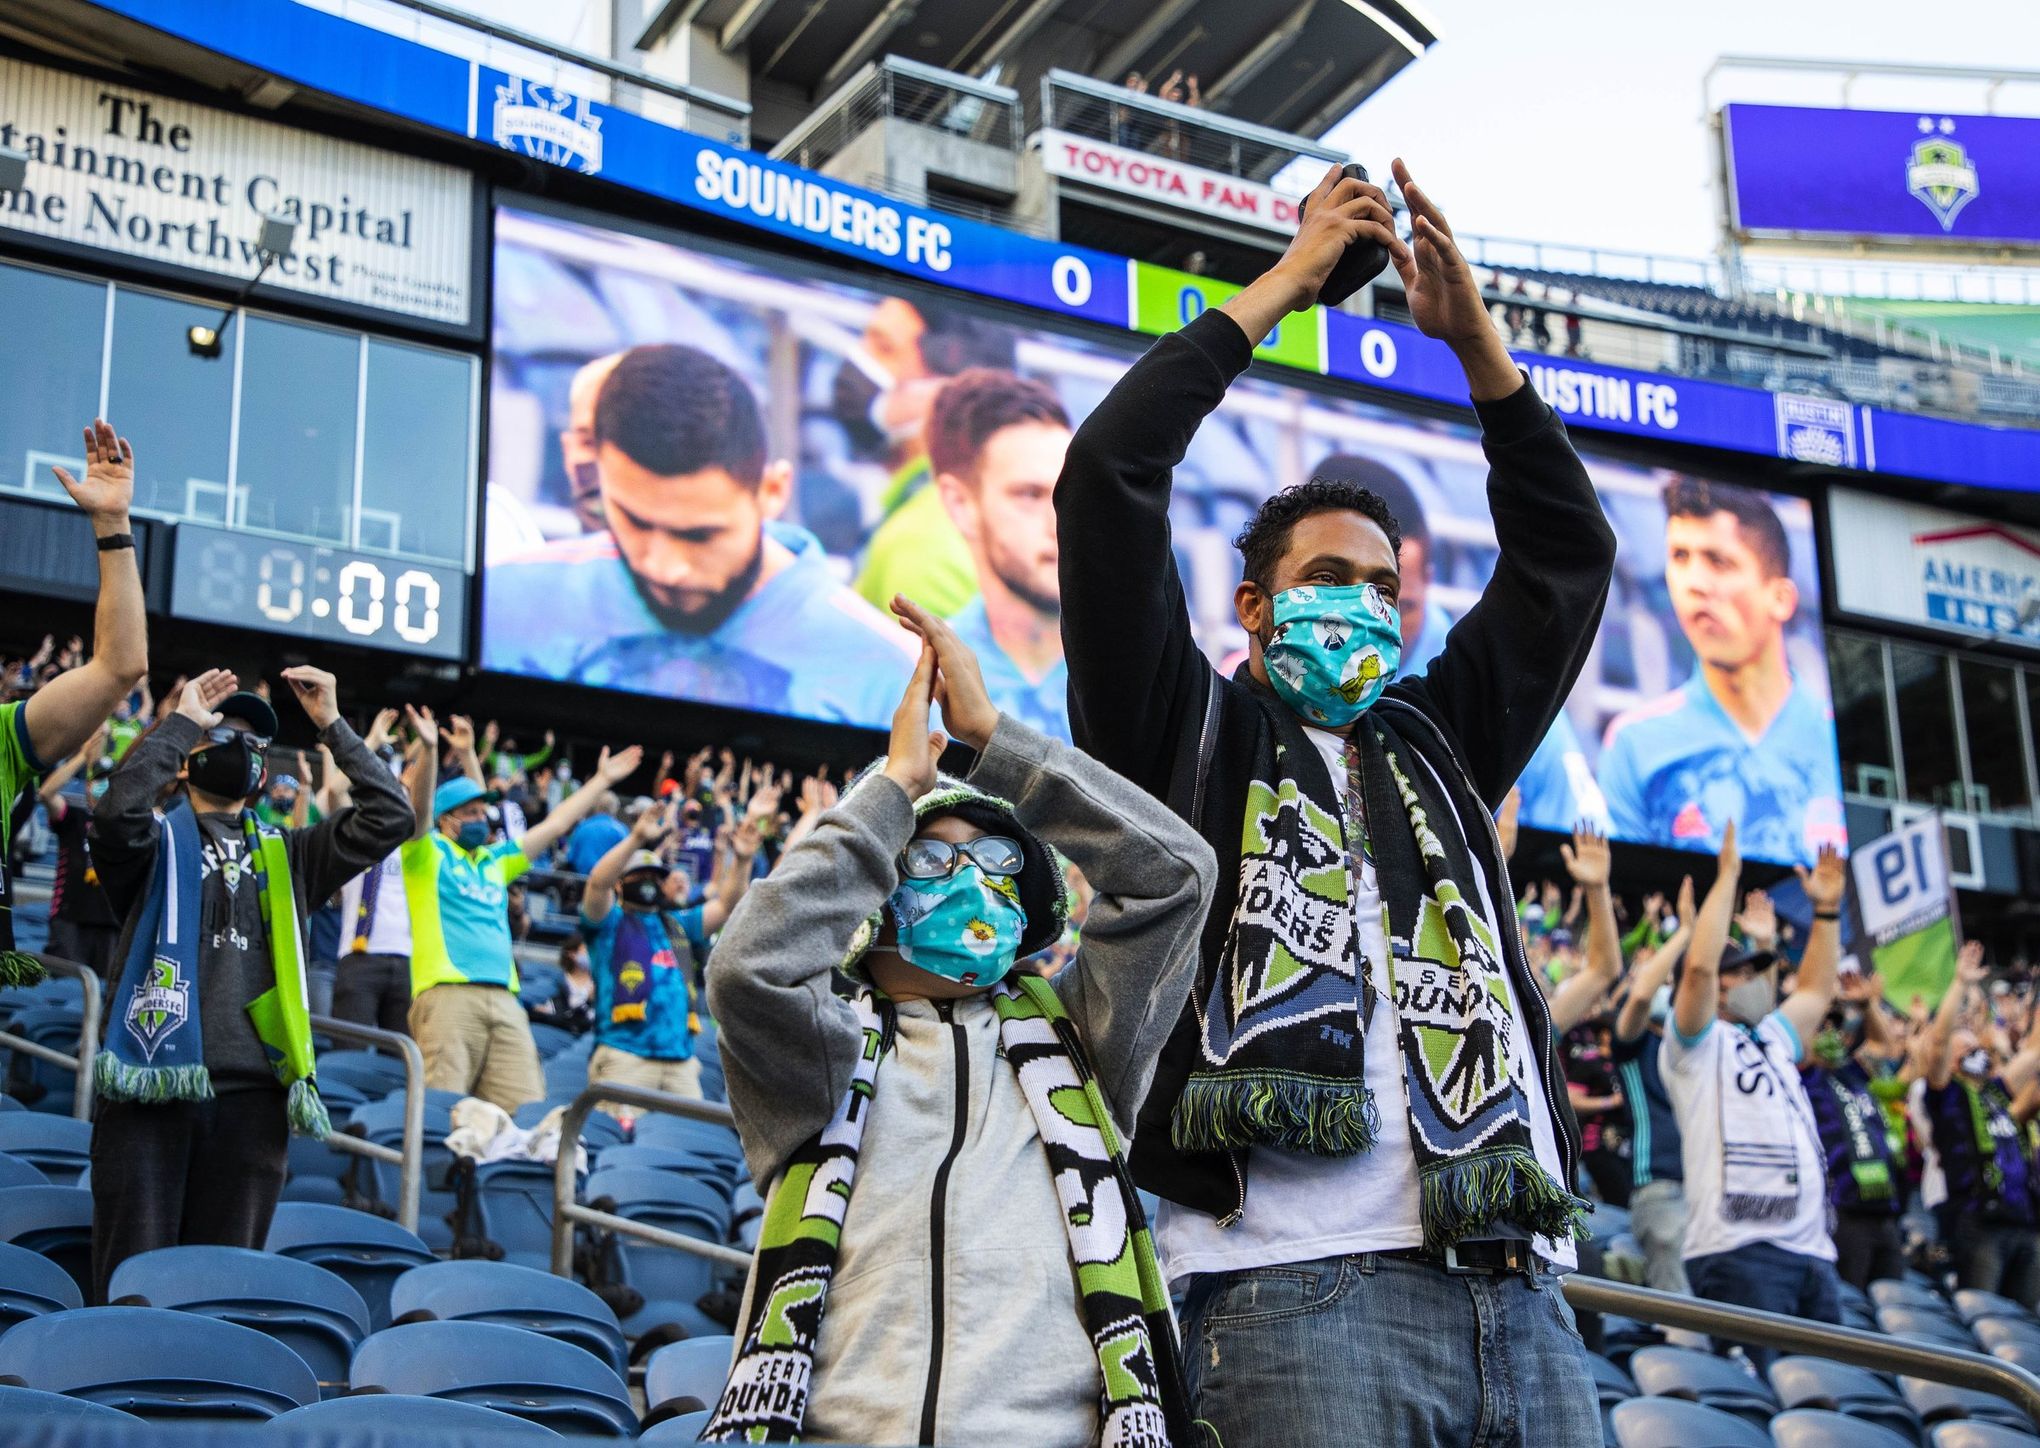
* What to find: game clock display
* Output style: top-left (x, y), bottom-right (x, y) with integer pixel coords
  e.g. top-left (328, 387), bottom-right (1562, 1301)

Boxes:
top-left (170, 524), bottom-right (466, 660)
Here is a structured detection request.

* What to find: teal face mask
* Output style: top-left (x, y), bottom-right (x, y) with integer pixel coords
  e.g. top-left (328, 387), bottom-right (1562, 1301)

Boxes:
top-left (886, 865), bottom-right (1027, 987)
top-left (1262, 582), bottom-right (1402, 728)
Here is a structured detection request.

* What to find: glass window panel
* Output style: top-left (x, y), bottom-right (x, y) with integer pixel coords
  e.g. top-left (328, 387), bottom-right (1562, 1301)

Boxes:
top-left (0, 265), bottom-right (106, 501)
top-left (106, 288), bottom-right (233, 522)
top-left (1961, 659), bottom-right (2032, 818)
top-left (236, 316), bottom-right (358, 545)
top-left (1828, 633), bottom-right (1894, 798)
top-left (361, 339), bottom-right (472, 565)
top-left (1891, 643), bottom-right (1961, 808)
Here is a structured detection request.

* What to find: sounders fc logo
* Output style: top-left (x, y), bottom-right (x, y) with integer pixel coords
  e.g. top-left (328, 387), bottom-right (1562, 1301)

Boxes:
top-left (126, 956), bottom-right (189, 1062)
top-left (492, 78), bottom-right (604, 176)
top-left (1906, 117), bottom-right (1979, 232)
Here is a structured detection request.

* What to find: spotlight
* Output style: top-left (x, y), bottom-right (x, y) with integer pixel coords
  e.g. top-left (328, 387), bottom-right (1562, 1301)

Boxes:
top-left (182, 209), bottom-right (297, 360)
top-left (186, 324), bottom-right (223, 359)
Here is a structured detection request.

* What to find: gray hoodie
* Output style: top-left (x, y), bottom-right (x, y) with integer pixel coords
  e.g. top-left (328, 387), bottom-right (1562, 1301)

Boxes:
top-left (707, 714), bottom-right (1217, 1447)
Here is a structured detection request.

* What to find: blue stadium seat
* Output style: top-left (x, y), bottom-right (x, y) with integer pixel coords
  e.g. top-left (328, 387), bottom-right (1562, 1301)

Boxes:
top-left (350, 1320), bottom-right (637, 1437)
top-left (529, 1023), bottom-right (578, 1060)
top-left (0, 1384), bottom-right (140, 1424)
top-left (347, 1097), bottom-right (457, 1253)
top-left (516, 1099), bottom-right (625, 1150)
top-left (593, 1143), bottom-right (735, 1197)
top-left (1611, 1395), bottom-right (1772, 1447)
top-left (1957, 1292), bottom-right (2038, 1329)
top-left (642, 1408), bottom-right (713, 1442)
top-left (1930, 1422), bottom-right (2040, 1447)
top-left (314, 1049), bottom-right (410, 1098)
top-left (0, 1095), bottom-right (25, 1112)
top-left (1873, 1279), bottom-right (1953, 1313)
top-left (632, 1114), bottom-right (741, 1167)
top-left (272, 1392), bottom-right (564, 1438)
top-left (0, 1306), bottom-right (320, 1420)
top-left (2, 1008), bottom-right (82, 1116)
top-left (1590, 1350), bottom-right (1639, 1439)
top-left (1630, 1346), bottom-right (1781, 1430)
top-left (107, 1245), bottom-right (370, 1395)
top-left (0, 1184), bottom-right (93, 1298)
top-left (0, 1151), bottom-right (47, 1188)
top-left (389, 1260), bottom-right (628, 1378)
top-left (0, 1113), bottom-right (91, 1186)
top-left (1903, 1376), bottom-right (2036, 1433)
top-left (1989, 1341), bottom-right (2040, 1377)
top-left (471, 1159), bottom-right (569, 1270)
top-left (1882, 1306), bottom-right (1981, 1350)
top-left (1767, 1354), bottom-right (1921, 1443)
top-left (264, 1202), bottom-right (435, 1332)
top-left (581, 1166), bottom-right (733, 1338)
top-left (1770, 1407), bottom-right (1918, 1448)
top-left (0, 1239), bottom-right (82, 1333)
top-left (645, 1335), bottom-right (734, 1417)
top-left (1976, 1319), bottom-right (2040, 1357)
top-left (281, 1134), bottom-right (349, 1207)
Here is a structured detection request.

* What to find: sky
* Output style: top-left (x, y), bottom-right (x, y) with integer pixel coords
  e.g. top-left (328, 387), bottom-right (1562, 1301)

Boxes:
top-left (1314, 0), bottom-right (2040, 263)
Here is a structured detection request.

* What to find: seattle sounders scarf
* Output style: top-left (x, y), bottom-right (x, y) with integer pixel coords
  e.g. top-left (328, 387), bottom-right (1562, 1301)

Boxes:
top-left (705, 975), bottom-right (1190, 1446)
top-left (97, 805), bottom-right (330, 1138)
top-left (1175, 718), bottom-right (1585, 1252)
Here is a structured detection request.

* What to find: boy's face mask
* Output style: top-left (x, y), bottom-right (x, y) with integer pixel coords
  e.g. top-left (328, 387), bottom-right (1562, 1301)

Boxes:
top-left (1261, 583), bottom-right (1402, 728)
top-left (886, 866), bottom-right (1027, 988)
top-left (1723, 968), bottom-right (1777, 1026)
top-left (187, 733), bottom-right (266, 802)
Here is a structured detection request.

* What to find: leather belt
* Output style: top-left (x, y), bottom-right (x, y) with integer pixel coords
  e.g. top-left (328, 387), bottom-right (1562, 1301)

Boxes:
top-left (1381, 1239), bottom-right (1541, 1276)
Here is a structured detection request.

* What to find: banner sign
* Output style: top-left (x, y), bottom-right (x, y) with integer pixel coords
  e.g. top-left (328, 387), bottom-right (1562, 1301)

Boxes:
top-left (1724, 102), bottom-right (2040, 249)
top-left (98, 0), bottom-right (2040, 493)
top-left (1040, 128), bottom-right (1303, 235)
top-left (1850, 813), bottom-right (1960, 1011)
top-left (0, 54), bottom-right (473, 325)
top-left (1829, 489), bottom-right (2040, 649)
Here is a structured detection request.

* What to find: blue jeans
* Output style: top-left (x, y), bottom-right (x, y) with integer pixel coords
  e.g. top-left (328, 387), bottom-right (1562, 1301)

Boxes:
top-left (1685, 1240), bottom-right (1842, 1373)
top-left (1180, 1254), bottom-right (1600, 1448)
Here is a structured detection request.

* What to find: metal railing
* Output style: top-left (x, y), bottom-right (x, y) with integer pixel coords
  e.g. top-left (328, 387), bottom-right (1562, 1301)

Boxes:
top-left (551, 1081), bottom-right (752, 1277)
top-left (0, 955), bottom-right (101, 1121)
top-left (310, 1015), bottom-right (426, 1235)
top-left (1567, 1277), bottom-right (2040, 1424)
top-left (772, 56), bottom-right (1022, 175)
top-left (1039, 68), bottom-right (1343, 185)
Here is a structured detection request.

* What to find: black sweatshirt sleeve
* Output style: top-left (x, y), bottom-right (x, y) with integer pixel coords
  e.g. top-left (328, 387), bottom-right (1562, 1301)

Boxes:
top-left (1055, 309), bottom-right (1254, 798)
top-left (90, 713), bottom-right (200, 921)
top-left (285, 721), bottom-right (415, 907)
top-left (1390, 383), bottom-right (1617, 808)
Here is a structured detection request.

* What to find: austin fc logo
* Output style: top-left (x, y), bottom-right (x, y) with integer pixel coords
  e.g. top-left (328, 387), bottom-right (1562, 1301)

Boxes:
top-left (1906, 117), bottom-right (1979, 232)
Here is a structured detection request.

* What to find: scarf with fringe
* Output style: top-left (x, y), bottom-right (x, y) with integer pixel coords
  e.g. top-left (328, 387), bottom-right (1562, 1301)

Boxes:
top-left (705, 975), bottom-right (1189, 1446)
top-left (97, 804), bottom-right (329, 1139)
top-left (1175, 716), bottom-right (1585, 1252)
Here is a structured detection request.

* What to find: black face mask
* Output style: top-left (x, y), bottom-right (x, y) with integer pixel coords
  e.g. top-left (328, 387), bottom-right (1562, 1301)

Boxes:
top-left (188, 739), bottom-right (266, 802)
top-left (621, 875), bottom-right (665, 911)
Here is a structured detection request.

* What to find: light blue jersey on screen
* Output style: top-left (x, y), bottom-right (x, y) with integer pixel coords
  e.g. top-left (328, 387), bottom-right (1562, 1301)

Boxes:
top-left (484, 521), bottom-right (914, 729)
top-left (1597, 669), bottom-right (1845, 865)
top-left (1403, 602), bottom-right (1607, 833)
top-left (948, 597), bottom-right (1070, 743)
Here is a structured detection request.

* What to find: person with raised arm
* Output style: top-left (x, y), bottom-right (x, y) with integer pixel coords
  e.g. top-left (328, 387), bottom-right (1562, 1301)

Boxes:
top-left (1055, 158), bottom-right (1617, 1445)
top-left (1545, 823), bottom-right (1624, 1034)
top-left (331, 708), bottom-right (437, 1033)
top-left (1801, 967), bottom-right (1909, 1290)
top-left (1612, 880), bottom-right (1697, 1295)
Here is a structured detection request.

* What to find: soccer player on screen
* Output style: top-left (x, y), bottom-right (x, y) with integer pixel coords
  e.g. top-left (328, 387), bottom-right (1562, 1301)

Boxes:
top-left (931, 369), bottom-right (1075, 741)
top-left (484, 345), bottom-right (913, 727)
top-left (1597, 477), bottom-right (1844, 864)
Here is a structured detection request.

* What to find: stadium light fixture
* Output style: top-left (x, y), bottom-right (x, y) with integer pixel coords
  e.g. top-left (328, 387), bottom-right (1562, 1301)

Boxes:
top-left (186, 210), bottom-right (298, 359)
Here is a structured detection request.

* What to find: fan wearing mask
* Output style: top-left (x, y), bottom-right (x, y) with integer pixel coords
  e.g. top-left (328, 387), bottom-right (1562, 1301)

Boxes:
top-left (1799, 967), bottom-right (1909, 1291)
top-left (579, 791), bottom-right (771, 1117)
top-left (86, 667), bottom-right (414, 1302)
top-left (1663, 821), bottom-right (1850, 1370)
top-left (703, 597), bottom-right (1217, 1447)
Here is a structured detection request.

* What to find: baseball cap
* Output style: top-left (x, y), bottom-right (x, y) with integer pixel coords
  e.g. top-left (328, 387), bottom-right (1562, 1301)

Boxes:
top-left (218, 690), bottom-right (279, 739)
top-left (620, 850), bottom-right (668, 880)
top-left (433, 777), bottom-right (500, 818)
top-left (1718, 943), bottom-right (1780, 977)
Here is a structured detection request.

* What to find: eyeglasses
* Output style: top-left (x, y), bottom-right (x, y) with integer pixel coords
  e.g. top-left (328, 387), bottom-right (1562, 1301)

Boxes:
top-left (899, 835), bottom-right (1024, 881)
top-left (200, 725), bottom-right (271, 751)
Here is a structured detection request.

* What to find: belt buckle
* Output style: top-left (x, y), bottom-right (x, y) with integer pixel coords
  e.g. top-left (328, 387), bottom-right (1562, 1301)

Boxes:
top-left (1441, 1243), bottom-right (1482, 1275)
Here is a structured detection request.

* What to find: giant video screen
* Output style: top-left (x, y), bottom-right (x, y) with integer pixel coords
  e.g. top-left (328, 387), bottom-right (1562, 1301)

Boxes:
top-left (484, 205), bottom-right (1844, 865)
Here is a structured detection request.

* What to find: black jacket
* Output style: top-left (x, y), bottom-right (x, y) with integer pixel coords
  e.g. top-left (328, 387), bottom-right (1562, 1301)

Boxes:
top-left (1056, 308), bottom-right (1619, 1223)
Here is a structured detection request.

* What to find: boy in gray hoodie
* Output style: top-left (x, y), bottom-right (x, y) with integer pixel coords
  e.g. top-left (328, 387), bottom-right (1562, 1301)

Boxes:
top-left (703, 597), bottom-right (1217, 1448)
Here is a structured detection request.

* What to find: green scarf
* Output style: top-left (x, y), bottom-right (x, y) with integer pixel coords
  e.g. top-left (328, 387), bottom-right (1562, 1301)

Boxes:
top-left (705, 975), bottom-right (1189, 1445)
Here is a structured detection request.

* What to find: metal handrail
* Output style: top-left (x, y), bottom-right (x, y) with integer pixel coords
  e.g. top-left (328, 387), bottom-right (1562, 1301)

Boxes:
top-left (1041, 68), bottom-right (1347, 164)
top-left (551, 1080), bottom-right (751, 1276)
top-left (1566, 1277), bottom-right (2040, 1424)
top-left (0, 954), bottom-right (102, 1121)
top-left (310, 1015), bottom-right (425, 1234)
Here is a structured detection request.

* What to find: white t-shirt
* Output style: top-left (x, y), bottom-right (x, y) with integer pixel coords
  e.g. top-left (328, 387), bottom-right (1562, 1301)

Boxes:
top-left (1662, 1012), bottom-right (1836, 1263)
top-left (337, 851), bottom-right (413, 958)
top-left (1158, 728), bottom-right (1577, 1282)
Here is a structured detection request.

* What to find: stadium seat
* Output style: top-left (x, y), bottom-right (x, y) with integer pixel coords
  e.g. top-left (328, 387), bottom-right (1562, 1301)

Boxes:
top-left (1957, 1292), bottom-right (2038, 1326)
top-left (645, 1334), bottom-right (735, 1417)
top-left (0, 1095), bottom-right (24, 1112)
top-left (264, 1202), bottom-right (436, 1332)
top-left (1882, 1306), bottom-right (1982, 1350)
top-left (0, 1306), bottom-right (320, 1420)
top-left (1770, 1407), bottom-right (1918, 1448)
top-left (350, 1320), bottom-right (638, 1437)
top-left (1630, 1346), bottom-right (1781, 1429)
top-left (642, 1408), bottom-right (714, 1442)
top-left (272, 1392), bottom-right (564, 1438)
top-left (1931, 1423), bottom-right (2040, 1447)
top-left (106, 1245), bottom-right (371, 1395)
top-left (0, 1239), bottom-right (82, 1332)
top-left (1976, 1319), bottom-right (2040, 1357)
top-left (1903, 1376), bottom-right (2036, 1432)
top-left (389, 1260), bottom-right (628, 1377)
top-left (0, 1151), bottom-right (46, 1188)
top-left (1874, 1279), bottom-right (1953, 1313)
top-left (1611, 1395), bottom-right (1772, 1447)
top-left (1990, 1341), bottom-right (2040, 1376)
top-left (1600, 1315), bottom-right (1669, 1372)
top-left (2, 1008), bottom-right (82, 1116)
top-left (342, 1097), bottom-right (457, 1254)
top-left (632, 1113), bottom-right (742, 1166)
top-left (281, 1134), bottom-right (349, 1207)
top-left (0, 1384), bottom-right (141, 1424)
top-left (529, 1022), bottom-right (578, 1060)
top-left (314, 1049), bottom-right (410, 1097)
top-left (516, 1099), bottom-right (625, 1150)
top-left (581, 1166), bottom-right (733, 1338)
top-left (0, 1184), bottom-right (93, 1298)
top-left (470, 1159), bottom-right (569, 1269)
top-left (593, 1143), bottom-right (736, 1197)
top-left (1767, 1355), bottom-right (1921, 1442)
top-left (0, 1114), bottom-right (92, 1186)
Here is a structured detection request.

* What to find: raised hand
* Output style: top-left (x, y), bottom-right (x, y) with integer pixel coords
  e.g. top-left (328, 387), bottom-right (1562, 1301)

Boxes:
top-left (176, 669), bottom-right (237, 729)
top-left (595, 744), bottom-right (645, 785)
top-left (1388, 158), bottom-right (1490, 348)
top-left (363, 707), bottom-right (400, 751)
top-left (281, 665), bottom-right (340, 730)
top-left (51, 418), bottom-right (135, 529)
top-left (629, 803), bottom-right (671, 845)
top-left (403, 704), bottom-right (438, 753)
top-left (1958, 939), bottom-right (1988, 987)
top-left (1496, 785), bottom-right (1522, 862)
top-left (892, 594), bottom-right (1000, 752)
top-left (884, 644), bottom-right (946, 800)
top-left (1839, 968), bottom-right (1881, 1004)
top-left (1675, 875), bottom-right (1696, 928)
top-left (1715, 818), bottom-right (1741, 890)
top-left (1559, 821), bottom-right (1611, 889)
top-left (1796, 844), bottom-right (1848, 914)
top-left (446, 715), bottom-right (476, 756)
top-left (1735, 889), bottom-right (1778, 950)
